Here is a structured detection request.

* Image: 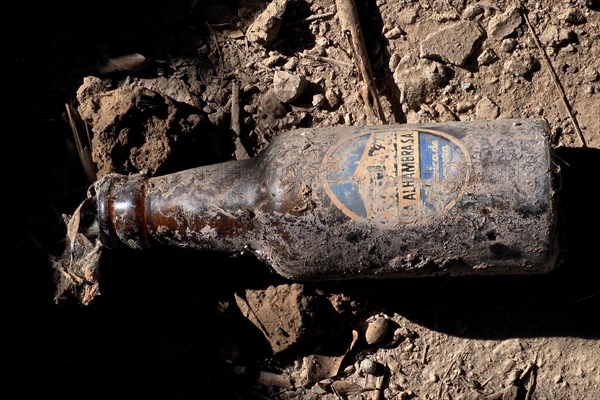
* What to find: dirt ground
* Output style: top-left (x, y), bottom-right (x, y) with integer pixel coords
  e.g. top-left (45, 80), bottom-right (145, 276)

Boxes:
top-left (4, 0), bottom-right (599, 399)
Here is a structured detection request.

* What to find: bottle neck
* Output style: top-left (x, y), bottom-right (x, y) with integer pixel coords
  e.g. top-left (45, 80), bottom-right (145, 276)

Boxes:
top-left (95, 158), bottom-right (263, 253)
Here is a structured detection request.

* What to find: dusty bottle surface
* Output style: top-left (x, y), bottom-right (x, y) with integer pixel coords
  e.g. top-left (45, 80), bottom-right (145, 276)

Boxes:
top-left (94, 119), bottom-right (559, 280)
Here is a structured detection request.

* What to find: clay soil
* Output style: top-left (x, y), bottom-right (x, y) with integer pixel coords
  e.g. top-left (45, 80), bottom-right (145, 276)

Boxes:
top-left (4, 1), bottom-right (599, 399)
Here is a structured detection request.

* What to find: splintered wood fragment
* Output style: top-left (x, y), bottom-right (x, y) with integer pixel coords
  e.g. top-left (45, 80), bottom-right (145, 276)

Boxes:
top-left (520, 5), bottom-right (587, 148)
top-left (286, 10), bottom-right (336, 26)
top-left (65, 102), bottom-right (97, 183)
top-left (334, 0), bottom-right (387, 124)
top-left (97, 53), bottom-right (152, 74)
top-left (231, 80), bottom-right (249, 159)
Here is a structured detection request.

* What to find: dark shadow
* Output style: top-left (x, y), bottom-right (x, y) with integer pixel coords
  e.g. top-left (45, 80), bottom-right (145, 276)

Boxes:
top-left (316, 147), bottom-right (600, 340)
top-left (269, 0), bottom-right (316, 56)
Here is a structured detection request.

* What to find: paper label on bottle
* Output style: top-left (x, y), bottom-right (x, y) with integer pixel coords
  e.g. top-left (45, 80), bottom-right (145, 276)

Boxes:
top-left (321, 129), bottom-right (471, 226)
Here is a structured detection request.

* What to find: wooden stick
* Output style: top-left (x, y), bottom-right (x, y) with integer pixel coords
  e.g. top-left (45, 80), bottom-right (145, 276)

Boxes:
top-left (334, 0), bottom-right (387, 124)
top-left (520, 5), bottom-right (587, 148)
top-left (231, 80), bottom-right (249, 160)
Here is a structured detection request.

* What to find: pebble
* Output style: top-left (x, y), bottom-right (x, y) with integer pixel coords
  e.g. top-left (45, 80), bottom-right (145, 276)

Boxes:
top-left (398, 8), bottom-right (419, 25)
top-left (584, 66), bottom-right (599, 82)
top-left (385, 27), bottom-right (405, 40)
top-left (563, 8), bottom-right (587, 25)
top-left (475, 96), bottom-right (500, 119)
top-left (500, 38), bottom-right (517, 53)
top-left (461, 82), bottom-right (474, 91)
top-left (273, 71), bottom-right (308, 103)
top-left (325, 87), bottom-right (341, 108)
top-left (312, 94), bottom-right (326, 108)
top-left (360, 359), bottom-right (378, 375)
top-left (504, 54), bottom-right (537, 77)
top-left (456, 101), bottom-right (475, 113)
top-left (477, 48), bottom-right (499, 66)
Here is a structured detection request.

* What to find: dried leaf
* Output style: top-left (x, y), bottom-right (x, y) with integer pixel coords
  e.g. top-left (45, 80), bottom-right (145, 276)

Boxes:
top-left (301, 329), bottom-right (361, 384)
top-left (97, 53), bottom-right (152, 74)
top-left (223, 29), bottom-right (245, 39)
top-left (51, 192), bottom-right (103, 305)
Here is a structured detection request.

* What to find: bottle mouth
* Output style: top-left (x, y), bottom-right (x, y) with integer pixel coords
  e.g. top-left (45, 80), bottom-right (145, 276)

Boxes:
top-left (94, 173), bottom-right (153, 250)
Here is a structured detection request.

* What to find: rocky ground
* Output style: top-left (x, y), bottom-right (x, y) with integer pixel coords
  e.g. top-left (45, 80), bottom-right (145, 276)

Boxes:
top-left (4, 0), bottom-right (599, 399)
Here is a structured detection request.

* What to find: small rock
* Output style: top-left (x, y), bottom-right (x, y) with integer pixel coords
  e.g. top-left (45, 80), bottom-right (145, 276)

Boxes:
top-left (398, 8), bottom-right (419, 25)
top-left (487, 6), bottom-right (522, 40)
top-left (385, 26), bottom-right (405, 40)
top-left (500, 38), bottom-right (518, 53)
top-left (284, 56), bottom-right (299, 70)
top-left (584, 66), bottom-right (599, 82)
top-left (312, 93), bottom-right (326, 108)
top-left (419, 21), bottom-right (483, 66)
top-left (273, 71), bottom-right (308, 103)
top-left (360, 359), bottom-right (378, 375)
top-left (504, 54), bottom-right (537, 77)
top-left (343, 364), bottom-right (356, 375)
top-left (260, 89), bottom-right (287, 118)
top-left (461, 82), bottom-right (474, 91)
top-left (477, 48), bottom-right (499, 66)
top-left (563, 8), bottom-right (587, 25)
top-left (434, 103), bottom-right (459, 122)
top-left (263, 54), bottom-right (283, 67)
top-left (243, 105), bottom-right (257, 114)
top-left (475, 96), bottom-right (500, 119)
top-left (246, 0), bottom-right (289, 46)
top-left (428, 372), bottom-right (440, 383)
top-left (540, 25), bottom-right (577, 48)
top-left (456, 101), bottom-right (475, 113)
top-left (325, 87), bottom-right (341, 108)
top-left (394, 54), bottom-right (447, 111)
top-left (462, 4), bottom-right (484, 20)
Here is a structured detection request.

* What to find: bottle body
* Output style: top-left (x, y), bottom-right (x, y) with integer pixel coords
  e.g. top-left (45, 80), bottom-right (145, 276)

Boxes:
top-left (95, 119), bottom-right (559, 279)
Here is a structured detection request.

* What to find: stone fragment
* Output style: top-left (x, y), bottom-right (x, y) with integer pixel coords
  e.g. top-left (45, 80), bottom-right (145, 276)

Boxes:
top-left (563, 8), bottom-right (587, 25)
top-left (456, 101), bottom-right (475, 113)
top-left (246, 0), bottom-right (289, 45)
top-left (419, 21), bottom-right (483, 66)
top-left (500, 38), bottom-right (517, 53)
top-left (325, 87), bottom-right (341, 108)
top-left (478, 48), bottom-right (499, 65)
top-left (234, 283), bottom-right (330, 354)
top-left (273, 71), bottom-right (308, 103)
top-left (260, 89), bottom-right (287, 118)
top-left (540, 25), bottom-right (577, 48)
top-left (487, 6), bottom-right (522, 40)
top-left (475, 96), bottom-right (500, 119)
top-left (393, 53), bottom-right (447, 111)
top-left (385, 27), bottom-right (405, 40)
top-left (398, 8), bottom-right (419, 25)
top-left (584, 66), bottom-right (599, 82)
top-left (504, 54), bottom-right (538, 77)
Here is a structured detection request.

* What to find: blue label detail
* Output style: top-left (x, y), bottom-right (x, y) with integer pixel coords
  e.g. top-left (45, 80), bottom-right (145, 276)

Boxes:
top-left (322, 129), bottom-right (469, 226)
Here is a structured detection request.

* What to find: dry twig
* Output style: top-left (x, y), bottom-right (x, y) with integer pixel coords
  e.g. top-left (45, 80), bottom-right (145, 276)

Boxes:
top-left (334, 0), bottom-right (387, 124)
top-left (231, 80), bottom-right (249, 160)
top-left (520, 5), bottom-right (587, 148)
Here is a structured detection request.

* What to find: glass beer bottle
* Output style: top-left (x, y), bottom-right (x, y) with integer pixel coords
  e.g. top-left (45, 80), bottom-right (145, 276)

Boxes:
top-left (92, 119), bottom-right (559, 281)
